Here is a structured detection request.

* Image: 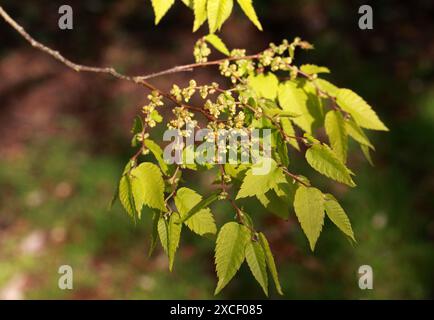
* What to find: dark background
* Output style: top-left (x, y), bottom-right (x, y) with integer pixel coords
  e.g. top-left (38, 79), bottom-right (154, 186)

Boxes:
top-left (0, 0), bottom-right (433, 299)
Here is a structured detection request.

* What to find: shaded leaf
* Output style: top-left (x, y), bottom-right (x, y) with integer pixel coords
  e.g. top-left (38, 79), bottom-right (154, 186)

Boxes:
top-left (246, 240), bottom-right (268, 296)
top-left (258, 232), bottom-right (283, 295)
top-left (325, 110), bottom-right (348, 163)
top-left (236, 158), bottom-right (287, 199)
top-left (158, 214), bottom-right (182, 271)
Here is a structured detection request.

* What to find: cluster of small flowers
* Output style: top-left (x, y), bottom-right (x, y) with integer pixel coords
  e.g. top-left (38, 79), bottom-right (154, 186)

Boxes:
top-left (219, 50), bottom-right (255, 84)
top-left (142, 91), bottom-right (163, 128)
top-left (193, 39), bottom-right (211, 63)
top-left (171, 81), bottom-right (219, 103)
top-left (168, 106), bottom-right (197, 137)
top-left (258, 38), bottom-right (313, 72)
top-left (204, 90), bottom-right (237, 119)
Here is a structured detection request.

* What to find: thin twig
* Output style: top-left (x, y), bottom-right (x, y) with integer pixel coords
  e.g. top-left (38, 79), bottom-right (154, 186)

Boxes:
top-left (137, 54), bottom-right (260, 81)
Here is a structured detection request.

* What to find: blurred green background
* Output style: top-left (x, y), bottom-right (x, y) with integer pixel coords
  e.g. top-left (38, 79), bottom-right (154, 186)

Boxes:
top-left (0, 0), bottom-right (433, 299)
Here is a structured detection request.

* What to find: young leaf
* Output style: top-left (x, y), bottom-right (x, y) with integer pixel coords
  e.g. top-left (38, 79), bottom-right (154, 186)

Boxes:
top-left (236, 0), bottom-right (263, 31)
top-left (306, 143), bottom-right (356, 187)
top-left (224, 163), bottom-right (249, 180)
top-left (151, 0), bottom-right (175, 25)
top-left (256, 179), bottom-right (295, 219)
top-left (258, 232), bottom-right (283, 295)
top-left (204, 34), bottom-right (230, 55)
top-left (272, 130), bottom-right (289, 167)
top-left (179, 190), bottom-right (220, 223)
top-left (175, 187), bottom-right (217, 236)
top-left (158, 214), bottom-right (182, 271)
top-left (248, 73), bottom-right (279, 100)
top-left (324, 194), bottom-right (355, 242)
top-left (280, 118), bottom-right (300, 151)
top-left (148, 211), bottom-right (160, 257)
top-left (315, 78), bottom-right (339, 97)
top-left (181, 0), bottom-right (193, 8)
top-left (119, 174), bottom-right (137, 218)
top-left (214, 222), bottom-right (250, 295)
top-left (361, 144), bottom-right (374, 166)
top-left (236, 158), bottom-right (287, 199)
top-left (131, 116), bottom-right (144, 135)
top-left (294, 186), bottom-right (325, 251)
top-left (130, 162), bottom-right (166, 214)
top-left (278, 81), bottom-right (314, 133)
top-left (145, 139), bottom-right (170, 175)
top-left (345, 119), bottom-right (374, 150)
top-left (245, 240), bottom-right (268, 296)
top-left (325, 110), bottom-right (348, 163)
top-left (300, 64), bottom-right (330, 75)
top-left (193, 0), bottom-right (208, 31)
top-left (207, 0), bottom-right (234, 33)
top-left (336, 88), bottom-right (389, 131)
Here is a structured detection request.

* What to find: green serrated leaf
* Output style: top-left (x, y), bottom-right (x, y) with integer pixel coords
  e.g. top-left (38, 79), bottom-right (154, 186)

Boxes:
top-left (248, 73), bottom-right (279, 100)
top-left (258, 232), bottom-right (283, 295)
top-left (324, 194), bottom-right (355, 242)
top-left (207, 0), bottom-right (234, 33)
top-left (193, 0), bottom-right (208, 31)
top-left (294, 186), bottom-right (325, 251)
top-left (315, 78), bottom-right (339, 97)
top-left (224, 163), bottom-right (250, 180)
top-left (179, 190), bottom-right (220, 223)
top-left (214, 222), bottom-right (250, 295)
top-left (306, 143), bottom-right (356, 187)
top-left (151, 0), bottom-right (175, 25)
top-left (278, 81), bottom-right (315, 133)
top-left (130, 162), bottom-right (166, 215)
top-left (236, 0), bottom-right (262, 31)
top-left (181, 0), bottom-right (194, 8)
top-left (131, 116), bottom-right (144, 135)
top-left (325, 110), bottom-right (348, 163)
top-left (300, 64), bottom-right (330, 75)
top-left (158, 214), bottom-right (182, 271)
top-left (205, 34), bottom-right (230, 55)
top-left (148, 211), bottom-right (160, 257)
top-left (175, 187), bottom-right (217, 236)
top-left (345, 119), bottom-right (375, 150)
top-left (236, 158), bottom-right (287, 199)
top-left (246, 240), bottom-right (268, 296)
top-left (256, 179), bottom-right (295, 219)
top-left (361, 144), bottom-right (374, 166)
top-left (119, 174), bottom-right (137, 219)
top-left (144, 139), bottom-right (170, 175)
top-left (280, 118), bottom-right (300, 151)
top-left (336, 88), bottom-right (389, 131)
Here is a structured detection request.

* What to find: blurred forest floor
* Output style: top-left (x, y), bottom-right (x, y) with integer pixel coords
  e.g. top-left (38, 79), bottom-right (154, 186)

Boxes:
top-left (0, 0), bottom-right (433, 299)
